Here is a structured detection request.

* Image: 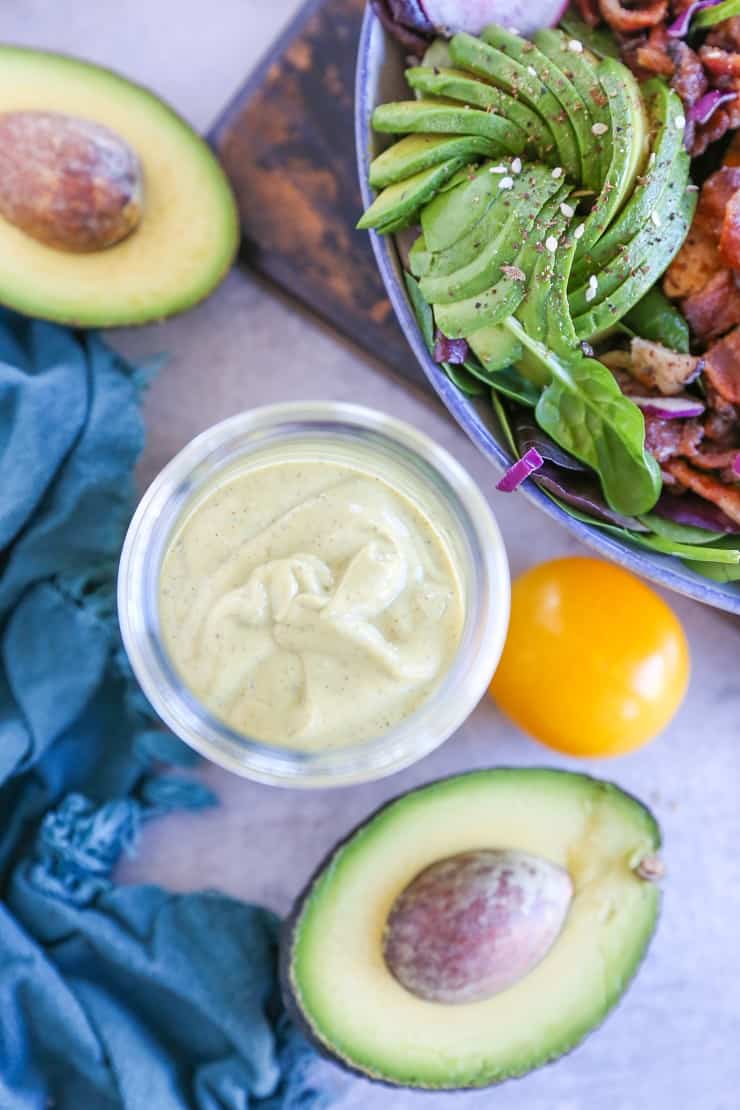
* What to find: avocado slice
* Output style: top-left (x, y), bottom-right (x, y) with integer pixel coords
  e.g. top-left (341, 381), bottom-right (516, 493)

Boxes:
top-left (575, 57), bottom-right (649, 258)
top-left (467, 325), bottom-right (523, 373)
top-left (573, 187), bottom-right (696, 340)
top-left (449, 33), bottom-right (580, 180)
top-left (372, 100), bottom-right (528, 156)
top-left (570, 80), bottom-right (688, 286)
top-left (480, 26), bottom-right (591, 188)
top-left (369, 134), bottom-right (503, 188)
top-left (421, 161), bottom-right (504, 251)
top-left (420, 165), bottom-right (559, 302)
top-left (0, 46), bottom-right (238, 326)
top-left (433, 177), bottom-right (567, 335)
top-left (282, 768), bottom-right (662, 1090)
top-left (531, 28), bottom-right (611, 191)
top-left (358, 157), bottom-right (469, 231)
top-left (405, 67), bottom-right (552, 157)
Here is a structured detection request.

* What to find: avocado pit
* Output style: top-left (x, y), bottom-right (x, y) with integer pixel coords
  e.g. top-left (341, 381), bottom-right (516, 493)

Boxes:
top-left (383, 849), bottom-right (573, 1004)
top-left (0, 110), bottom-right (143, 252)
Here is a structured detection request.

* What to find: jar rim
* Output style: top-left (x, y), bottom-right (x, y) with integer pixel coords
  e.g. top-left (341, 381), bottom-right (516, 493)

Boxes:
top-left (118, 402), bottom-right (510, 787)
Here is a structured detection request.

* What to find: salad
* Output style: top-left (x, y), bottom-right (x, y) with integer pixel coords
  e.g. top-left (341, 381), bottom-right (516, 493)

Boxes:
top-left (361, 0), bottom-right (740, 587)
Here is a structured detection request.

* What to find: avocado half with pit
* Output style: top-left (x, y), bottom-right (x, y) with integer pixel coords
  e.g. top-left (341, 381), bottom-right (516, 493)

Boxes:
top-left (281, 768), bottom-right (662, 1090)
top-left (0, 46), bottom-right (238, 326)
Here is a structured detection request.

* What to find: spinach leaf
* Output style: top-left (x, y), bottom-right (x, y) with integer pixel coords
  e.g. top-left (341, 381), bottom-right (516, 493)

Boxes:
top-left (639, 512), bottom-right (727, 545)
top-left (505, 316), bottom-right (662, 516)
top-left (681, 536), bottom-right (740, 581)
top-left (490, 390), bottom-right (518, 457)
top-left (694, 0), bottom-right (740, 28)
top-left (621, 287), bottom-right (690, 354)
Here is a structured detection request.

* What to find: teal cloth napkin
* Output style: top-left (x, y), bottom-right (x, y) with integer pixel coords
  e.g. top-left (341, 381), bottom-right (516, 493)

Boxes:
top-left (0, 310), bottom-right (346, 1109)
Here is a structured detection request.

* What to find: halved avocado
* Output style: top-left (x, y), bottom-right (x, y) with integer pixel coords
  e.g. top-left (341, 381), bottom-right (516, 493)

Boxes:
top-left (0, 46), bottom-right (238, 326)
top-left (282, 768), bottom-right (662, 1090)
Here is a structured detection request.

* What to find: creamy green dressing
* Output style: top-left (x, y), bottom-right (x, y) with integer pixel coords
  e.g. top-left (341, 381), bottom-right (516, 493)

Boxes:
top-left (158, 449), bottom-right (464, 750)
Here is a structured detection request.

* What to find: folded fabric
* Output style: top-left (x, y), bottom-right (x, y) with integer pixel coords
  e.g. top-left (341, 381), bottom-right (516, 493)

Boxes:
top-left (0, 311), bottom-right (347, 1109)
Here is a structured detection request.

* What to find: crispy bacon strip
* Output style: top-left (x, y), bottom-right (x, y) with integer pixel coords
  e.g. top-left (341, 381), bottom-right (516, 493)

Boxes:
top-left (719, 188), bottom-right (740, 269)
top-left (664, 226), bottom-right (722, 299)
top-left (665, 459), bottom-right (740, 524)
top-left (575, 0), bottom-right (602, 24)
top-left (682, 269), bottom-right (740, 341)
top-left (598, 0), bottom-right (667, 32)
top-left (703, 326), bottom-right (740, 403)
top-left (669, 40), bottom-right (708, 107)
top-left (695, 166), bottom-right (740, 237)
top-left (699, 45), bottom-right (740, 78)
top-left (637, 26), bottom-right (675, 76)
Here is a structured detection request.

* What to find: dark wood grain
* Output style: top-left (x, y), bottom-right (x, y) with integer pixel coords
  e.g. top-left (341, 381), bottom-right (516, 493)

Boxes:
top-left (210, 0), bottom-right (424, 385)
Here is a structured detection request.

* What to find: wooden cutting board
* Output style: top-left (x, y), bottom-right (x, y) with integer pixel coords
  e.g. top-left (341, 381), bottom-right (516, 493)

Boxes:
top-left (209, 0), bottom-right (425, 387)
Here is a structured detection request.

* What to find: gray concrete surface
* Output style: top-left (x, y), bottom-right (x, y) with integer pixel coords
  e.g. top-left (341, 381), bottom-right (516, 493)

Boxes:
top-left (8, 4), bottom-right (740, 1108)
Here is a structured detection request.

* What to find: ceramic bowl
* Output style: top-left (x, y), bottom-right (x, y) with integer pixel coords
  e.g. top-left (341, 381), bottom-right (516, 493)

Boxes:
top-left (354, 6), bottom-right (740, 615)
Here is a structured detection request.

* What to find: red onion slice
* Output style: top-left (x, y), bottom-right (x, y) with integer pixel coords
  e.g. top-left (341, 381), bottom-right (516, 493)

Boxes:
top-left (433, 330), bottom-right (469, 364)
top-left (631, 396), bottom-right (706, 419)
top-left (496, 447), bottom-right (544, 491)
top-left (688, 89), bottom-right (739, 125)
top-left (733, 454), bottom-right (740, 477)
top-left (667, 0), bottom-right (719, 36)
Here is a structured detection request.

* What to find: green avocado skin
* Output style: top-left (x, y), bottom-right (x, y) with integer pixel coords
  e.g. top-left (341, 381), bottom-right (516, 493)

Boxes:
top-left (281, 768), bottom-right (662, 1092)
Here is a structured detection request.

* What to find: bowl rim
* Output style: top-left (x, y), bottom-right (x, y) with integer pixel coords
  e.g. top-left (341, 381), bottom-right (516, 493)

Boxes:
top-left (354, 5), bottom-right (740, 616)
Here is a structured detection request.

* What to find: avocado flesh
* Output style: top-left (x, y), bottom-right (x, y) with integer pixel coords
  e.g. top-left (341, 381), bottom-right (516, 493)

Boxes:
top-left (421, 161), bottom-right (506, 251)
top-left (0, 46), bottom-right (238, 326)
top-left (420, 168), bottom-right (522, 279)
top-left (420, 165), bottom-right (560, 302)
top-left (450, 33), bottom-right (580, 180)
top-left (372, 100), bottom-right (528, 156)
top-left (531, 29), bottom-right (610, 191)
top-left (369, 134), bottom-right (501, 188)
top-left (573, 187), bottom-right (696, 340)
top-left (358, 157), bottom-right (469, 231)
top-left (480, 25), bottom-right (593, 189)
top-left (286, 769), bottom-right (661, 1090)
top-left (405, 67), bottom-right (552, 156)
top-left (467, 325), bottom-right (523, 373)
top-left (570, 80), bottom-right (687, 286)
top-left (433, 181), bottom-right (569, 336)
top-left (575, 57), bottom-right (649, 258)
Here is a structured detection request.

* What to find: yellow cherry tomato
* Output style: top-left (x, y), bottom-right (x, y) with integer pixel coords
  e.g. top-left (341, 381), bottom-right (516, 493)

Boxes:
top-left (489, 557), bottom-right (690, 757)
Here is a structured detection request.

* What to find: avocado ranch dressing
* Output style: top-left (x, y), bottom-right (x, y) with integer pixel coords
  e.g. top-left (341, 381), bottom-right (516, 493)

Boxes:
top-left (158, 447), bottom-right (465, 751)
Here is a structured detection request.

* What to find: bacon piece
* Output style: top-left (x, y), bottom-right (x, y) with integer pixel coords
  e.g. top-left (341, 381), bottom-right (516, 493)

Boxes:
top-left (704, 385), bottom-right (739, 440)
top-left (703, 326), bottom-right (740, 403)
top-left (705, 16), bottom-right (740, 53)
top-left (638, 26), bottom-right (676, 76)
top-left (682, 269), bottom-right (740, 341)
top-left (598, 0), bottom-right (667, 32)
top-left (694, 166), bottom-right (740, 237)
top-left (644, 412), bottom-right (703, 463)
top-left (724, 130), bottom-right (740, 166)
top-left (665, 459), bottom-right (740, 524)
top-left (686, 445), bottom-right (740, 469)
top-left (669, 40), bottom-right (708, 107)
top-left (575, 0), bottom-right (602, 24)
top-left (664, 225), bottom-right (722, 299)
top-left (719, 188), bottom-right (740, 268)
top-left (699, 45), bottom-right (740, 78)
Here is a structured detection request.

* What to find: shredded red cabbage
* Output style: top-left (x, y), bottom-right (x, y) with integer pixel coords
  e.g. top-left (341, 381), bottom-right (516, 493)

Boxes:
top-left (370, 0), bottom-right (432, 52)
top-left (689, 89), bottom-right (739, 125)
top-left (496, 448), bottom-right (544, 492)
top-left (733, 454), bottom-right (740, 477)
top-left (433, 330), bottom-right (469, 364)
top-left (667, 0), bottom-right (719, 37)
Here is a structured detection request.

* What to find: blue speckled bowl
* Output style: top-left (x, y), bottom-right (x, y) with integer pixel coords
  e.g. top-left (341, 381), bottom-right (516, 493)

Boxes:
top-left (354, 6), bottom-right (740, 614)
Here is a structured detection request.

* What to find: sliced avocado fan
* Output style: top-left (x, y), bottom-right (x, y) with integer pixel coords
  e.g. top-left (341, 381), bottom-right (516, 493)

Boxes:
top-left (359, 22), bottom-right (696, 517)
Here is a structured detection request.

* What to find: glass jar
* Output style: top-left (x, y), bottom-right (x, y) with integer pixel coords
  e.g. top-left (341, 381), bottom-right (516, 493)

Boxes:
top-left (118, 402), bottom-right (510, 787)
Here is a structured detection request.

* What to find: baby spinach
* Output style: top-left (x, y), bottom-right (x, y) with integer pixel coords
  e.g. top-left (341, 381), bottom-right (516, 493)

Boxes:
top-left (639, 513), bottom-right (728, 545)
top-left (505, 316), bottom-right (662, 516)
